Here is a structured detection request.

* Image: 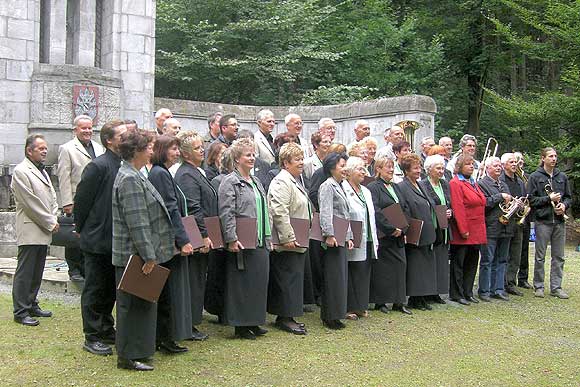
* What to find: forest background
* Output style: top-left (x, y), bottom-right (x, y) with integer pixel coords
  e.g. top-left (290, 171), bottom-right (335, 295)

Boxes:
top-left (154, 0), bottom-right (580, 215)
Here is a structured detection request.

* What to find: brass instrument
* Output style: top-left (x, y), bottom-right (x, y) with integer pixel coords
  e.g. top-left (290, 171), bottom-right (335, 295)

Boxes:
top-left (544, 182), bottom-right (570, 220)
top-left (476, 137), bottom-right (498, 181)
top-left (499, 195), bottom-right (531, 225)
top-left (515, 164), bottom-right (528, 184)
top-left (396, 120), bottom-right (420, 150)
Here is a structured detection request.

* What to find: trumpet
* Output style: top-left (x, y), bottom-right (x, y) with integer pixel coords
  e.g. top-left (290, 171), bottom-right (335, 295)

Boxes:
top-left (476, 138), bottom-right (498, 181)
top-left (544, 182), bottom-right (569, 220)
top-left (499, 195), bottom-right (531, 225)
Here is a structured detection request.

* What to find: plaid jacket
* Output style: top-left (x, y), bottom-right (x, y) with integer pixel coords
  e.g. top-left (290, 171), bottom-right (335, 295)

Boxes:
top-left (112, 162), bottom-right (174, 267)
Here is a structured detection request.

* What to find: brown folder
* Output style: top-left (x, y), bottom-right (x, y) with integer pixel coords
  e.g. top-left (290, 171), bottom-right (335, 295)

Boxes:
top-left (181, 215), bottom-right (205, 250)
top-left (117, 255), bottom-right (170, 303)
top-left (236, 217), bottom-right (258, 249)
top-left (405, 218), bottom-right (424, 246)
top-left (350, 220), bottom-right (363, 248)
top-left (333, 216), bottom-right (350, 247)
top-left (434, 205), bottom-right (448, 229)
top-left (309, 213), bottom-right (323, 241)
top-left (382, 203), bottom-right (409, 230)
top-left (362, 176), bottom-right (376, 187)
top-left (272, 217), bottom-right (310, 247)
top-left (203, 216), bottom-right (225, 249)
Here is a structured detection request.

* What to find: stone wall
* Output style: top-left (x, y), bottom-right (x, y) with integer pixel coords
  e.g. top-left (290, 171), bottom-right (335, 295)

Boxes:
top-left (155, 95), bottom-right (437, 152)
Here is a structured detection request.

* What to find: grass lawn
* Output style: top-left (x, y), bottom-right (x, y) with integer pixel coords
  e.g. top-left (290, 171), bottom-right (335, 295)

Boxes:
top-left (1, 246), bottom-right (579, 386)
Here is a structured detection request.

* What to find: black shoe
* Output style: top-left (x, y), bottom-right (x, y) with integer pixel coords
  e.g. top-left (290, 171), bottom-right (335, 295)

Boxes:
top-left (479, 294), bottom-right (492, 302)
top-left (157, 341), bottom-right (188, 354)
top-left (518, 281), bottom-right (532, 289)
top-left (432, 296), bottom-right (446, 304)
top-left (83, 340), bottom-right (113, 356)
top-left (188, 326), bottom-right (209, 341)
top-left (392, 304), bottom-right (413, 315)
top-left (467, 296), bottom-right (479, 304)
top-left (506, 287), bottom-right (524, 296)
top-left (322, 319), bottom-right (344, 330)
top-left (117, 357), bottom-right (154, 371)
top-left (30, 307), bottom-right (52, 318)
top-left (453, 298), bottom-right (470, 305)
top-left (275, 320), bottom-right (306, 335)
top-left (374, 304), bottom-right (390, 314)
top-left (235, 327), bottom-right (256, 340)
top-left (99, 335), bottom-right (116, 345)
top-left (69, 273), bottom-right (84, 282)
top-left (291, 318), bottom-right (306, 329)
top-left (421, 298), bottom-right (433, 310)
top-left (249, 326), bottom-right (268, 336)
top-left (14, 315), bottom-right (39, 326)
top-left (492, 293), bottom-right (510, 301)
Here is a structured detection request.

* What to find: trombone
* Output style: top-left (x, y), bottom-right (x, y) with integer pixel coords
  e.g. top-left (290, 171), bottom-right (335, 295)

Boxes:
top-left (476, 137), bottom-right (498, 181)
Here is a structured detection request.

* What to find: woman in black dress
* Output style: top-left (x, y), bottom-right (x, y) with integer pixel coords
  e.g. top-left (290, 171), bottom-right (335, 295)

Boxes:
top-left (367, 157), bottom-right (411, 315)
top-left (397, 153), bottom-right (437, 311)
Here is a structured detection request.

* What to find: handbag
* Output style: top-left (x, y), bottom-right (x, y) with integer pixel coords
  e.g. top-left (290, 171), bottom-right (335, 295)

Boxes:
top-left (51, 215), bottom-right (80, 248)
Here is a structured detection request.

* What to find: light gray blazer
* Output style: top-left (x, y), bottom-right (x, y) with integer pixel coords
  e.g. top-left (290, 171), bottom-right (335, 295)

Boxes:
top-left (318, 177), bottom-right (353, 241)
top-left (253, 130), bottom-right (276, 165)
top-left (342, 181), bottom-right (378, 261)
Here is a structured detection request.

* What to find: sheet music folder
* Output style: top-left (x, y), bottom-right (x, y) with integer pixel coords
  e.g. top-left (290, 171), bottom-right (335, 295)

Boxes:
top-left (117, 255), bottom-right (170, 303)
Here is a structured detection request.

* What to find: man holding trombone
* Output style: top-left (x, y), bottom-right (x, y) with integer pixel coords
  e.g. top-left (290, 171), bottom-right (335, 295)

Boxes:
top-left (527, 147), bottom-right (572, 299)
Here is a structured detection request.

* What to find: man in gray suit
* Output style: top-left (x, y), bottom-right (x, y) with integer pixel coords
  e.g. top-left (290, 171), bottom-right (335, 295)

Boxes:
top-left (11, 134), bottom-right (59, 326)
top-left (254, 109), bottom-right (277, 165)
top-left (57, 115), bottom-right (104, 281)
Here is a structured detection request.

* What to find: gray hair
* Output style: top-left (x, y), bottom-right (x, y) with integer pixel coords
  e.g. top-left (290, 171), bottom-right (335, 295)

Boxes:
top-left (155, 108), bottom-right (172, 119)
top-left (176, 130), bottom-right (202, 156)
top-left (220, 147), bottom-right (235, 174)
top-left (256, 109), bottom-right (274, 122)
top-left (355, 119), bottom-right (369, 129)
top-left (163, 117), bottom-right (181, 129)
top-left (438, 136), bottom-right (452, 146)
top-left (360, 136), bottom-right (378, 147)
top-left (459, 134), bottom-right (477, 148)
top-left (284, 113), bottom-right (301, 126)
top-left (344, 156), bottom-right (366, 176)
top-left (74, 115), bottom-right (93, 127)
top-left (421, 136), bottom-right (435, 145)
top-left (500, 152), bottom-right (515, 165)
top-left (485, 156), bottom-right (501, 169)
top-left (237, 129), bottom-right (253, 139)
top-left (424, 154), bottom-right (445, 173)
top-left (318, 117), bottom-right (334, 129)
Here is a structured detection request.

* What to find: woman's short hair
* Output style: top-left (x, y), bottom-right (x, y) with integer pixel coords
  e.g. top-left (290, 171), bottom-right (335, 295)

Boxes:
top-left (219, 147), bottom-right (235, 174)
top-left (274, 132), bottom-right (296, 150)
top-left (344, 156), bottom-right (366, 177)
top-left (427, 144), bottom-right (445, 156)
top-left (151, 135), bottom-right (180, 166)
top-left (327, 143), bottom-right (347, 155)
top-left (393, 141), bottom-right (411, 155)
top-left (322, 152), bottom-right (348, 177)
top-left (347, 142), bottom-right (363, 157)
top-left (360, 136), bottom-right (378, 148)
top-left (454, 154), bottom-right (474, 175)
top-left (424, 154), bottom-right (445, 173)
top-left (278, 142), bottom-right (304, 168)
top-left (311, 131), bottom-right (323, 150)
top-left (230, 137), bottom-right (255, 164)
top-left (176, 130), bottom-right (202, 159)
top-left (119, 129), bottom-right (154, 161)
top-left (373, 156), bottom-right (394, 178)
top-left (206, 141), bottom-right (227, 167)
top-left (399, 153), bottom-right (421, 173)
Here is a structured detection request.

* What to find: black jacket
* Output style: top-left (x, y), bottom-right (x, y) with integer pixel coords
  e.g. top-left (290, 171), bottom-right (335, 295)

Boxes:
top-left (308, 168), bottom-right (327, 212)
top-left (174, 161), bottom-right (219, 238)
top-left (367, 178), bottom-right (405, 248)
top-left (148, 164), bottom-right (189, 248)
top-left (419, 177), bottom-right (453, 244)
top-left (397, 178), bottom-right (437, 247)
top-left (527, 167), bottom-right (572, 224)
top-left (73, 149), bottom-right (121, 254)
top-left (478, 175), bottom-right (515, 238)
top-left (204, 164), bottom-right (220, 182)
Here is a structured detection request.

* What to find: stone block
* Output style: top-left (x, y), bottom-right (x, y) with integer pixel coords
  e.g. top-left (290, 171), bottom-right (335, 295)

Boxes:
top-left (26, 40), bottom-right (36, 61)
top-left (0, 59), bottom-right (5, 79)
top-left (128, 15), bottom-right (152, 36)
top-left (0, 123), bottom-right (27, 145)
top-left (0, 79), bottom-right (30, 102)
top-left (44, 82), bottom-right (70, 104)
top-left (77, 49), bottom-right (94, 67)
top-left (7, 18), bottom-right (34, 41)
top-left (42, 103), bottom-right (62, 123)
top-left (6, 60), bottom-right (33, 81)
top-left (123, 90), bottom-right (147, 112)
top-left (120, 52), bottom-right (128, 71)
top-left (0, 1), bottom-right (27, 19)
top-left (122, 71), bottom-right (144, 92)
top-left (144, 36), bottom-right (154, 56)
top-left (27, 0), bottom-right (37, 21)
top-left (120, 33), bottom-right (144, 53)
top-left (120, 14), bottom-right (128, 33)
top-left (30, 101), bottom-right (42, 122)
top-left (0, 37), bottom-right (27, 60)
top-left (127, 52), bottom-right (151, 73)
top-left (0, 16), bottom-right (6, 37)
top-left (0, 101), bottom-right (30, 123)
top-left (0, 144), bottom-right (4, 165)
top-left (4, 144), bottom-right (25, 166)
top-left (122, 0), bottom-right (146, 16)
top-left (146, 0), bottom-right (155, 18)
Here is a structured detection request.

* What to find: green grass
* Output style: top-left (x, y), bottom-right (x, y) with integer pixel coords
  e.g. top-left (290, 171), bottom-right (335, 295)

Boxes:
top-left (1, 247), bottom-right (580, 386)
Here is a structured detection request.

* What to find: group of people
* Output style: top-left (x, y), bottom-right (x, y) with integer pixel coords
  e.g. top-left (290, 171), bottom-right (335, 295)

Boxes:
top-left (9, 108), bottom-right (572, 372)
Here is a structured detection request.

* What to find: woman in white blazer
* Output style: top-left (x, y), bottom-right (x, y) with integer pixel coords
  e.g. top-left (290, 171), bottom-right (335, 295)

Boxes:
top-left (342, 157), bottom-right (378, 319)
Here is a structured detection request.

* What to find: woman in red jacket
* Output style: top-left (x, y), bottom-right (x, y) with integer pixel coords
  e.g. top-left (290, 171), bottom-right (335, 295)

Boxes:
top-left (449, 155), bottom-right (487, 305)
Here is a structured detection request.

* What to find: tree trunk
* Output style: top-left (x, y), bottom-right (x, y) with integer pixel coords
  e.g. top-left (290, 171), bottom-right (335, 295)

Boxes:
top-left (510, 49), bottom-right (518, 94)
top-left (467, 73), bottom-right (484, 135)
top-left (520, 54), bottom-right (527, 92)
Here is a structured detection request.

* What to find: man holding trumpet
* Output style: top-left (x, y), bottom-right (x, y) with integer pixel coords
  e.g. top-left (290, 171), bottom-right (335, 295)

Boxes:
top-left (527, 147), bottom-right (572, 299)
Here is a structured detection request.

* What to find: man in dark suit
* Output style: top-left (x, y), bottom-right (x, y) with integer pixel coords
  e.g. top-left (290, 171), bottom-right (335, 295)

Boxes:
top-left (74, 119), bottom-right (127, 355)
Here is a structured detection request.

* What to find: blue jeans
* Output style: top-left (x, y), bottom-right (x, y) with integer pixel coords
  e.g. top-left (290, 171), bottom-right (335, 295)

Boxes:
top-left (479, 237), bottom-right (511, 296)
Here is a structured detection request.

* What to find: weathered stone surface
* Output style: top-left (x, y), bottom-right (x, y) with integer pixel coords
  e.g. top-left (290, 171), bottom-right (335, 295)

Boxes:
top-left (6, 60), bottom-right (33, 81)
top-left (0, 101), bottom-right (30, 123)
top-left (0, 123), bottom-right (28, 145)
top-left (128, 15), bottom-right (153, 36)
top-left (0, 79), bottom-right (30, 102)
top-left (0, 16), bottom-right (7, 37)
top-left (0, 0), bottom-right (28, 19)
top-left (122, 71), bottom-right (144, 91)
top-left (120, 33), bottom-right (144, 53)
top-left (7, 18), bottom-right (35, 40)
top-left (122, 0), bottom-right (147, 16)
top-left (0, 37), bottom-right (27, 60)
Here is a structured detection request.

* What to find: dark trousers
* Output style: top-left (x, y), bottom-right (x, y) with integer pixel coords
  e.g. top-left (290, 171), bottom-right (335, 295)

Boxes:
top-left (156, 260), bottom-right (173, 343)
top-left (65, 246), bottom-right (84, 277)
top-left (309, 239), bottom-right (324, 301)
top-left (518, 222), bottom-right (531, 283)
top-left (81, 252), bottom-right (116, 342)
top-left (13, 245), bottom-right (48, 318)
top-left (449, 244), bottom-right (480, 300)
top-left (506, 227), bottom-right (523, 288)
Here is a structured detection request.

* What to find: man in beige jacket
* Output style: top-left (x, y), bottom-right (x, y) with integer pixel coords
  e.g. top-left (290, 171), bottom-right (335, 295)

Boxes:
top-left (11, 134), bottom-right (59, 326)
top-left (57, 115), bottom-right (104, 281)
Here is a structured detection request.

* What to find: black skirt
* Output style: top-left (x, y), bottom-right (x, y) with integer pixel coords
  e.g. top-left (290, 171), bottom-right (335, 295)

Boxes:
top-left (223, 247), bottom-right (270, 326)
top-left (188, 253), bottom-right (208, 326)
top-left (320, 246), bottom-right (348, 321)
top-left (370, 241), bottom-right (406, 304)
top-left (165, 254), bottom-right (192, 341)
top-left (267, 250), bottom-right (305, 317)
top-left (204, 249), bottom-right (227, 317)
top-left (347, 245), bottom-right (372, 311)
top-left (405, 245), bottom-right (437, 296)
top-left (434, 242), bottom-right (450, 295)
top-left (302, 249), bottom-right (316, 305)
top-left (115, 267), bottom-right (157, 360)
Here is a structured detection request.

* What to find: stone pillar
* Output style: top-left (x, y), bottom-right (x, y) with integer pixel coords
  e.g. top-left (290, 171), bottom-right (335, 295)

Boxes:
top-left (48, 0), bottom-right (66, 64)
top-left (76, 0), bottom-right (96, 66)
